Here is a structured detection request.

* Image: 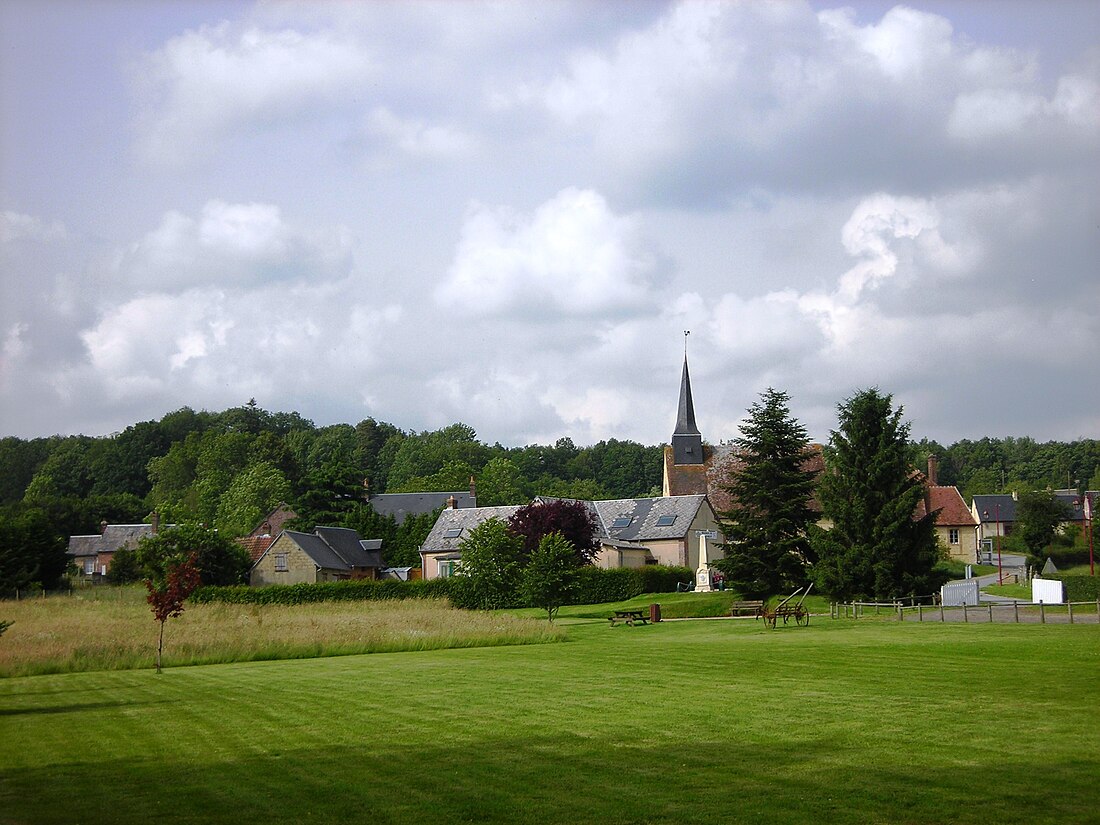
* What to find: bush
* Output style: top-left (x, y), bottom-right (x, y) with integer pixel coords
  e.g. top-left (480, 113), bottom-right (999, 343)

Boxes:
top-left (191, 577), bottom-right (455, 606)
top-left (570, 565), bottom-right (692, 606)
top-left (1056, 575), bottom-right (1100, 602)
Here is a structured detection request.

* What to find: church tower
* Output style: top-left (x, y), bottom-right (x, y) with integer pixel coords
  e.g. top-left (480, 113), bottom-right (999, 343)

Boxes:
top-left (662, 345), bottom-right (710, 498)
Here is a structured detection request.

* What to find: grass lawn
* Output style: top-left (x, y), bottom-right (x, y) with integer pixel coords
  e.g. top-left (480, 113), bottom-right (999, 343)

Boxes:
top-left (1, 615), bottom-right (1097, 824)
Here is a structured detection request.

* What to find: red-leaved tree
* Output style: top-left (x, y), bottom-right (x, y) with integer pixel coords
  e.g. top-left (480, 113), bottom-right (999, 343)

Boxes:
top-left (145, 552), bottom-right (201, 674)
top-left (507, 499), bottom-right (599, 566)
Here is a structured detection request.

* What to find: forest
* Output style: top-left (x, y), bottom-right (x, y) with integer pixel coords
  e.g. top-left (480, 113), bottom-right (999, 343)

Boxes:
top-left (0, 399), bottom-right (1097, 591)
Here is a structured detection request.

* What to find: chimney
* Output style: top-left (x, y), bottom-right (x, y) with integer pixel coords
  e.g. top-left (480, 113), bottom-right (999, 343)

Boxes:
top-left (927, 455), bottom-right (938, 486)
top-left (469, 475), bottom-right (476, 500)
top-left (362, 477), bottom-right (370, 500)
top-left (99, 519), bottom-right (108, 535)
top-left (447, 495), bottom-right (458, 510)
top-left (151, 511), bottom-right (160, 534)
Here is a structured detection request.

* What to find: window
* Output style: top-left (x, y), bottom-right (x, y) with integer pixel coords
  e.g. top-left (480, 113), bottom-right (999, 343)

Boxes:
top-left (83, 558), bottom-right (95, 575)
top-left (948, 529), bottom-right (959, 545)
top-left (655, 515), bottom-right (677, 527)
top-left (443, 527), bottom-right (463, 539)
top-left (611, 516), bottom-right (633, 529)
top-left (274, 553), bottom-right (289, 572)
top-left (439, 560), bottom-right (459, 578)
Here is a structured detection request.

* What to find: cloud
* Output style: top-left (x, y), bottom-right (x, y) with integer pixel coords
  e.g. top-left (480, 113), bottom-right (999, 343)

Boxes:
top-left (363, 107), bottom-right (477, 160)
top-left (0, 211), bottom-right (66, 244)
top-left (135, 22), bottom-right (371, 161)
top-left (112, 200), bottom-right (354, 291)
top-left (436, 188), bottom-right (657, 317)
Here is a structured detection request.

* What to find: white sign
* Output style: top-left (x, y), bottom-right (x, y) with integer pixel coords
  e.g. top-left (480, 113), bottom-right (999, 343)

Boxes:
top-left (1032, 578), bottom-right (1065, 604)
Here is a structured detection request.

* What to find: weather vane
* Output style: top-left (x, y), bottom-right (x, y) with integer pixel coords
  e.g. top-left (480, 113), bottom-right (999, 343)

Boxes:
top-left (684, 329), bottom-right (690, 358)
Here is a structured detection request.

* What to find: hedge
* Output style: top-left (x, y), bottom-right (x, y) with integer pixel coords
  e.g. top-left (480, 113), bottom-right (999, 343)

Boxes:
top-left (190, 565), bottom-right (693, 608)
top-left (191, 577), bottom-right (455, 606)
top-left (1056, 575), bottom-right (1100, 602)
top-left (571, 565), bottom-right (692, 605)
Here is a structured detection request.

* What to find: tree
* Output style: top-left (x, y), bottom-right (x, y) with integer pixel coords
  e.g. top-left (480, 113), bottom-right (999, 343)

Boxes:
top-left (1015, 490), bottom-right (1071, 562)
top-left (145, 552), bottom-right (201, 674)
top-left (714, 388), bottom-right (819, 598)
top-left (810, 389), bottom-right (942, 600)
top-left (449, 518), bottom-right (523, 610)
top-left (475, 456), bottom-right (527, 506)
top-left (0, 509), bottom-right (66, 595)
top-left (105, 546), bottom-right (142, 585)
top-left (520, 532), bottom-right (578, 622)
top-left (136, 524), bottom-right (250, 587)
top-left (215, 461), bottom-right (292, 537)
top-left (507, 499), bottom-right (599, 565)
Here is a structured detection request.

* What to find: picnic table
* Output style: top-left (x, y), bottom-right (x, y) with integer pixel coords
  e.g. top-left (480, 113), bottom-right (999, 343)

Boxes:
top-left (608, 609), bottom-right (649, 627)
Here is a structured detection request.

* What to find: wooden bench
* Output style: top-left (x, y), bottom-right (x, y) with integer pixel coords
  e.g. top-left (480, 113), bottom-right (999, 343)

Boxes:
top-left (730, 600), bottom-right (765, 618)
top-left (608, 609), bottom-right (649, 626)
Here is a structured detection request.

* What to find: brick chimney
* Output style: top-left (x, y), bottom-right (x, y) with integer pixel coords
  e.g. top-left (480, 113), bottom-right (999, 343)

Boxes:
top-left (99, 519), bottom-right (108, 535)
top-left (927, 455), bottom-right (938, 486)
top-left (447, 495), bottom-right (458, 510)
top-left (151, 511), bottom-right (160, 534)
top-left (469, 475), bottom-right (476, 499)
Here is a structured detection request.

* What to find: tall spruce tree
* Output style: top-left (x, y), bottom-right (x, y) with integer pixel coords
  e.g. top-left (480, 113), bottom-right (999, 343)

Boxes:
top-left (714, 388), bottom-right (818, 598)
top-left (811, 388), bottom-right (941, 600)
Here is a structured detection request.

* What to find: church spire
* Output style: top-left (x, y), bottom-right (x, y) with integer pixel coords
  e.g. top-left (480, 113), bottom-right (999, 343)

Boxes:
top-left (671, 337), bottom-right (703, 466)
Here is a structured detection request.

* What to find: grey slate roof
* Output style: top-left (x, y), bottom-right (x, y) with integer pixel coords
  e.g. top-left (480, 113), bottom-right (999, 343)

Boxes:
top-left (420, 495), bottom-right (710, 556)
top-left (972, 495), bottom-right (1018, 523)
top-left (370, 492), bottom-right (475, 524)
top-left (67, 524), bottom-right (177, 558)
top-left (420, 505), bottom-right (524, 555)
top-left (593, 496), bottom-right (707, 541)
top-left (284, 526), bottom-right (383, 571)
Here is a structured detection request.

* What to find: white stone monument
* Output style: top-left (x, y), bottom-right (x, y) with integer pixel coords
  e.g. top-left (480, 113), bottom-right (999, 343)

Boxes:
top-left (695, 530), bottom-right (717, 592)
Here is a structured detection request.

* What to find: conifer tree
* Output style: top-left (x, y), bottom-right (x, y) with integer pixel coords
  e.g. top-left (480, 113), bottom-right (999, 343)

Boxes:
top-left (811, 388), bottom-right (941, 600)
top-left (714, 388), bottom-right (818, 597)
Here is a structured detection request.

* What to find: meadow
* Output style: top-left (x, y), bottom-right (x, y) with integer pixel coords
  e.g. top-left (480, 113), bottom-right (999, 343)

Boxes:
top-left (0, 589), bottom-right (561, 677)
top-left (1, 603), bottom-right (1097, 824)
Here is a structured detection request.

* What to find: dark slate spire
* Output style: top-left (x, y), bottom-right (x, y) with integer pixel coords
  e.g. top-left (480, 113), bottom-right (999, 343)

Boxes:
top-left (675, 357), bottom-right (700, 436)
top-left (672, 356), bottom-right (703, 465)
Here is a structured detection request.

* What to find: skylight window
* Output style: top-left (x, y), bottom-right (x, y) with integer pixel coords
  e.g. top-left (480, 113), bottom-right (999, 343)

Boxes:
top-left (443, 528), bottom-right (462, 539)
top-left (611, 516), bottom-right (633, 529)
top-left (655, 515), bottom-right (677, 527)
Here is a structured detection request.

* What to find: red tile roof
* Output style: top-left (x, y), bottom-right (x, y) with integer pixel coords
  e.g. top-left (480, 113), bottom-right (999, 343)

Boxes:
top-left (917, 486), bottom-right (977, 526)
top-left (237, 535), bottom-right (276, 562)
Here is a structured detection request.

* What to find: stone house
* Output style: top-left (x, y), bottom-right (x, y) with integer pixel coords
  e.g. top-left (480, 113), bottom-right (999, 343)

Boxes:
top-left (67, 514), bottom-right (172, 579)
top-left (250, 526), bottom-right (384, 586)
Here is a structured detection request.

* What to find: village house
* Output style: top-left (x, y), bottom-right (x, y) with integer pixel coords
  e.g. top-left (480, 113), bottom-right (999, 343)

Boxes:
top-left (250, 526), bottom-right (384, 586)
top-left (67, 513), bottom-right (171, 579)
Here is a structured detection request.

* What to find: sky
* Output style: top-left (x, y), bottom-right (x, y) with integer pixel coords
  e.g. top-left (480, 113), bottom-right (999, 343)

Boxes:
top-left (1, 0), bottom-right (1097, 448)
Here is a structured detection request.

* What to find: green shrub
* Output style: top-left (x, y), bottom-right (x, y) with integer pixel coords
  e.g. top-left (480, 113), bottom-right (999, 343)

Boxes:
top-left (1056, 575), bottom-right (1100, 602)
top-left (570, 565), bottom-right (692, 606)
top-left (191, 577), bottom-right (455, 606)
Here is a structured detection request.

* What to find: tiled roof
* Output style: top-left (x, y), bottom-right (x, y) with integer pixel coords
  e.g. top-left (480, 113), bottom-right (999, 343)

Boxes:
top-left (248, 504), bottom-right (298, 537)
top-left (917, 486), bottom-right (977, 526)
top-left (237, 535), bottom-right (276, 562)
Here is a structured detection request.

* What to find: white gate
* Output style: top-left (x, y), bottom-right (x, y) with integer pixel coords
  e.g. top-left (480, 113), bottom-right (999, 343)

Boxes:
top-left (941, 579), bottom-right (980, 606)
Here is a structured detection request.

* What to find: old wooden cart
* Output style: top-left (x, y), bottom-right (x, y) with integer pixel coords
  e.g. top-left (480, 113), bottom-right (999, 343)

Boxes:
top-left (760, 584), bottom-right (813, 629)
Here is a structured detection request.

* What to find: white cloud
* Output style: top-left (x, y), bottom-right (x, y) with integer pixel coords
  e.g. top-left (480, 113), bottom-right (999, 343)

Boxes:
top-left (436, 188), bottom-right (657, 317)
top-left (364, 107), bottom-right (476, 159)
top-left (136, 22), bottom-right (371, 161)
top-left (0, 211), bottom-right (66, 244)
top-left (113, 200), bottom-right (354, 291)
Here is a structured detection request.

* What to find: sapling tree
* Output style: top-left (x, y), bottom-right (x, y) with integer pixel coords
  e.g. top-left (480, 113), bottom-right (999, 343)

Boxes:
top-left (520, 532), bottom-right (578, 623)
top-left (145, 552), bottom-right (201, 674)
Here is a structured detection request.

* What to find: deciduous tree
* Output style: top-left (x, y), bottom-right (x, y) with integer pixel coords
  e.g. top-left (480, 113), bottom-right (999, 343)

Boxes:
top-left (507, 499), bottom-right (599, 565)
top-left (520, 532), bottom-right (578, 622)
top-left (449, 517), bottom-right (523, 610)
top-left (145, 553), bottom-right (201, 673)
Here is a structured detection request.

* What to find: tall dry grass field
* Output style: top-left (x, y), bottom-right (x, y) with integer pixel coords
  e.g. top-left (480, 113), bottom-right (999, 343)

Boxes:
top-left (0, 592), bottom-right (562, 676)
